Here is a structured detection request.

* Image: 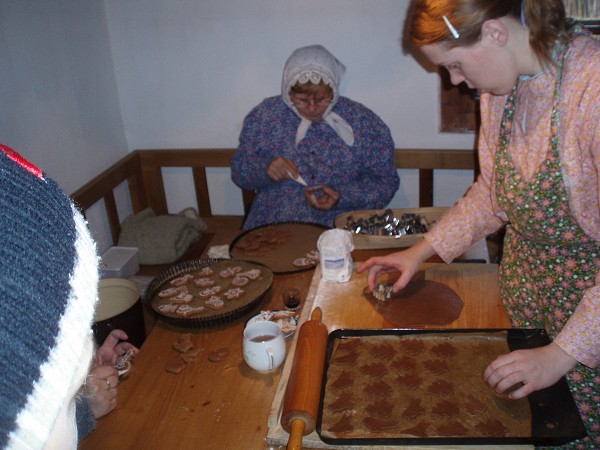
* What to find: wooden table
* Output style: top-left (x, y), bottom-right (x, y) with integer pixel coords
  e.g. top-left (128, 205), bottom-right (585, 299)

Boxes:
top-left (79, 231), bottom-right (529, 450)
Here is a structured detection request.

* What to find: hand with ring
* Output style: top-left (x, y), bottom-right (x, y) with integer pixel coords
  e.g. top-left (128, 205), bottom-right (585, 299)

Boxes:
top-left (85, 364), bottom-right (119, 419)
top-left (83, 330), bottom-right (139, 419)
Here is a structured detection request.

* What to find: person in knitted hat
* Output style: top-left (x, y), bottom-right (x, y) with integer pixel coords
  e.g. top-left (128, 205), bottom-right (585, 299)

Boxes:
top-left (231, 44), bottom-right (399, 229)
top-left (0, 143), bottom-right (99, 448)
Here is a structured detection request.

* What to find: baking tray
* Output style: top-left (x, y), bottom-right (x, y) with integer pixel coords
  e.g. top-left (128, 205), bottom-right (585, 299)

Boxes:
top-left (316, 328), bottom-right (586, 447)
top-left (229, 222), bottom-right (328, 274)
top-left (144, 258), bottom-right (273, 328)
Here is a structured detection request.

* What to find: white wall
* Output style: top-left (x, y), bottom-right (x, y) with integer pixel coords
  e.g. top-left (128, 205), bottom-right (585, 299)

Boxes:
top-left (1, 0), bottom-right (477, 252)
top-left (0, 1), bottom-right (128, 194)
top-left (104, 0), bottom-right (477, 215)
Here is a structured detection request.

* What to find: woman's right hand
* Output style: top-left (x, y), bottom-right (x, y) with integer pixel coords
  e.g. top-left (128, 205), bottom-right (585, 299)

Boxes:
top-left (94, 329), bottom-right (138, 368)
top-left (267, 157), bottom-right (298, 182)
top-left (356, 239), bottom-right (436, 292)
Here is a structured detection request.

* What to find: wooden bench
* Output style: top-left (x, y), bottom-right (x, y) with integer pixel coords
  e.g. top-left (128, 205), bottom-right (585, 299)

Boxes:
top-left (70, 148), bottom-right (478, 247)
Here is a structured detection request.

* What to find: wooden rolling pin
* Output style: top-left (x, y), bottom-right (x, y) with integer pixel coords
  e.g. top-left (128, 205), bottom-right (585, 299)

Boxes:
top-left (281, 307), bottom-right (329, 450)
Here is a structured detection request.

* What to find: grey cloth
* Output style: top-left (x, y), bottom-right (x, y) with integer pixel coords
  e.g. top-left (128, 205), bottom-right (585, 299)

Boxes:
top-left (118, 207), bottom-right (207, 264)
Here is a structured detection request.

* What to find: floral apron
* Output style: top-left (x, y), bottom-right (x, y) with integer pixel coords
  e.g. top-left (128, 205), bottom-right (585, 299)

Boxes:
top-left (495, 44), bottom-right (599, 449)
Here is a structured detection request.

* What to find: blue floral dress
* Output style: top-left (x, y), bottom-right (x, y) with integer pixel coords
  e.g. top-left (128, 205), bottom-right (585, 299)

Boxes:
top-left (231, 96), bottom-right (399, 229)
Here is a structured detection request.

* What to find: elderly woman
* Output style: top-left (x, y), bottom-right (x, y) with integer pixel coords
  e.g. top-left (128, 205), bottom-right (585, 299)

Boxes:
top-left (231, 44), bottom-right (399, 229)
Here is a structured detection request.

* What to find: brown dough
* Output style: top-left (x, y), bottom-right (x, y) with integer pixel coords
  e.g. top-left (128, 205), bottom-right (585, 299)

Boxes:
top-left (165, 355), bottom-right (187, 374)
top-left (181, 348), bottom-right (200, 363)
top-left (173, 333), bottom-right (194, 352)
top-left (364, 279), bottom-right (463, 326)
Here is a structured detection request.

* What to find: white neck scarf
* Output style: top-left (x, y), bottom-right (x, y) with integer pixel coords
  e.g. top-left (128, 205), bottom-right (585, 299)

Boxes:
top-left (281, 45), bottom-right (355, 147)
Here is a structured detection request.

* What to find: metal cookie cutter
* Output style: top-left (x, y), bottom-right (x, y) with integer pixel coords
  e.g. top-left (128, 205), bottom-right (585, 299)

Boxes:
top-left (373, 283), bottom-right (394, 302)
top-left (115, 349), bottom-right (136, 377)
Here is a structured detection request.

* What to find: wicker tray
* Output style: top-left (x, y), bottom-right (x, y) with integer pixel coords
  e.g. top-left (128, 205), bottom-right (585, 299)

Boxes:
top-left (144, 258), bottom-right (273, 328)
top-left (334, 207), bottom-right (448, 250)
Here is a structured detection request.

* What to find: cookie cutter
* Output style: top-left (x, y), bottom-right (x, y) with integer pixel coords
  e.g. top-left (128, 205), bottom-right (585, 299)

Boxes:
top-left (115, 349), bottom-right (136, 377)
top-left (373, 283), bottom-right (394, 302)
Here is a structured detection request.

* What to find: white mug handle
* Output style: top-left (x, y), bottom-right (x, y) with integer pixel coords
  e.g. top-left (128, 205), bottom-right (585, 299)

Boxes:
top-left (266, 347), bottom-right (274, 371)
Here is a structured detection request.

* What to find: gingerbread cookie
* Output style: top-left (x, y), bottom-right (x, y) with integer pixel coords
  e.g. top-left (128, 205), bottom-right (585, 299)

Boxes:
top-left (205, 296), bottom-right (225, 309)
top-left (177, 304), bottom-right (206, 317)
top-left (223, 288), bottom-right (244, 299)
top-left (159, 287), bottom-right (183, 298)
top-left (170, 274), bottom-right (194, 287)
top-left (170, 292), bottom-right (194, 304)
top-left (219, 266), bottom-right (242, 278)
top-left (194, 277), bottom-right (215, 287)
top-left (238, 269), bottom-right (261, 280)
top-left (231, 275), bottom-right (250, 286)
top-left (197, 267), bottom-right (214, 276)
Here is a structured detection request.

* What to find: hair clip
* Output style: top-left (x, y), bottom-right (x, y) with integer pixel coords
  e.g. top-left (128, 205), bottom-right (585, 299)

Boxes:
top-left (520, 2), bottom-right (527, 28)
top-left (443, 15), bottom-right (460, 39)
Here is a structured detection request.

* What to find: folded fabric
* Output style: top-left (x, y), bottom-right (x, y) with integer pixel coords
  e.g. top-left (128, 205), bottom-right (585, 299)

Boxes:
top-left (118, 207), bottom-right (207, 264)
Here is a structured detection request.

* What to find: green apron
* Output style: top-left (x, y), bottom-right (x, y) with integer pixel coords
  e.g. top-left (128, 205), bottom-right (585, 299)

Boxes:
top-left (495, 42), bottom-right (599, 449)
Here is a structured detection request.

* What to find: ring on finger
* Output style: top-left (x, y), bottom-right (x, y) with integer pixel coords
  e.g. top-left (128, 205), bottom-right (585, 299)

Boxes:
top-left (105, 378), bottom-right (111, 389)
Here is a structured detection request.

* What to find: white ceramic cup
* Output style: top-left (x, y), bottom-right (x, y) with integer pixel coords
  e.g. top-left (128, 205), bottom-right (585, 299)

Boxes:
top-left (243, 321), bottom-right (286, 373)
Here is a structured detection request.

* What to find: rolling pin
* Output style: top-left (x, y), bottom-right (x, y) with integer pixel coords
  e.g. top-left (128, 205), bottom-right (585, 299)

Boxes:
top-left (281, 306), bottom-right (329, 450)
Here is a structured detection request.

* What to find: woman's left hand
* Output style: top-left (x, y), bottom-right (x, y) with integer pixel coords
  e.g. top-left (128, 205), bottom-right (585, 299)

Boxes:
top-left (482, 342), bottom-right (578, 399)
top-left (85, 364), bottom-right (119, 419)
top-left (305, 185), bottom-right (339, 210)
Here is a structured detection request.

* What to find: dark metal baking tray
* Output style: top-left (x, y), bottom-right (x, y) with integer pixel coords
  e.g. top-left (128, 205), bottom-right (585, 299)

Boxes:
top-left (229, 221), bottom-right (328, 274)
top-left (316, 328), bottom-right (586, 446)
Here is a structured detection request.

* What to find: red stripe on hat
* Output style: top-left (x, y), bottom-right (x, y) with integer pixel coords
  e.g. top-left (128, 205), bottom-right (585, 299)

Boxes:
top-left (0, 143), bottom-right (44, 180)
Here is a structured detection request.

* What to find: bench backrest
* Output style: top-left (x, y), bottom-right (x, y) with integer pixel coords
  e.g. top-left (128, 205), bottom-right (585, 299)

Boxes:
top-left (70, 148), bottom-right (478, 245)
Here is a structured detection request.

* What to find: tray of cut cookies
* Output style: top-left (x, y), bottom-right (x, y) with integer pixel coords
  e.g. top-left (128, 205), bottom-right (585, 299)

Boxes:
top-left (317, 328), bottom-right (586, 447)
top-left (229, 221), bottom-right (327, 274)
top-left (144, 258), bottom-right (274, 328)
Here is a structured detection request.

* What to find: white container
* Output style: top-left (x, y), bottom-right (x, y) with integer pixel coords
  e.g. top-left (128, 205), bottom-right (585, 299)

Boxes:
top-left (242, 320), bottom-right (286, 373)
top-left (100, 246), bottom-right (140, 279)
top-left (317, 229), bottom-right (354, 283)
top-left (93, 278), bottom-right (145, 348)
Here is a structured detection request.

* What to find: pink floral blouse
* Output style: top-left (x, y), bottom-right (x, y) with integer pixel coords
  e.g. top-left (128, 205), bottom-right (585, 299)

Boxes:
top-left (425, 35), bottom-right (600, 368)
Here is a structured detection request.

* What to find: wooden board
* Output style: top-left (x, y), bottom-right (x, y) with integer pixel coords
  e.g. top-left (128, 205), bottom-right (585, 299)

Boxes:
top-left (265, 263), bottom-right (532, 449)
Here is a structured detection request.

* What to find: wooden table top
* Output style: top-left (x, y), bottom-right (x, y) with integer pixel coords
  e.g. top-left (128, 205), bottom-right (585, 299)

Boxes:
top-left (79, 231), bottom-right (529, 450)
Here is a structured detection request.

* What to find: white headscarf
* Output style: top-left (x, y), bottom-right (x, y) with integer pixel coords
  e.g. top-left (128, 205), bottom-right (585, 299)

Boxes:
top-left (281, 45), bottom-right (355, 147)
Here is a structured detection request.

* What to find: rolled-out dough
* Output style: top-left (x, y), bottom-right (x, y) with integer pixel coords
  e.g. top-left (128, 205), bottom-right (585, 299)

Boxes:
top-left (363, 279), bottom-right (463, 326)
